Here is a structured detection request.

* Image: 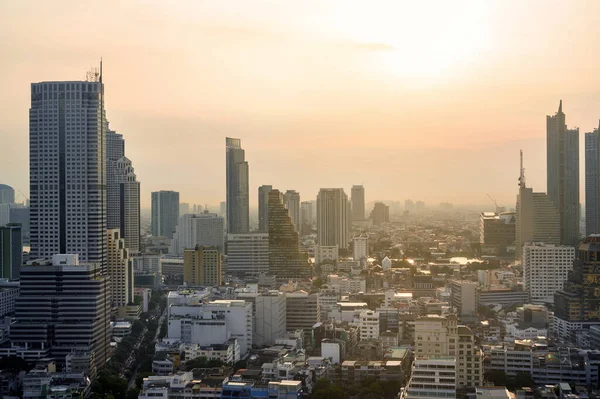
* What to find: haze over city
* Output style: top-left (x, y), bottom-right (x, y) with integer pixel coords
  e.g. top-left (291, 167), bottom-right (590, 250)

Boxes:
top-left (2, 1), bottom-right (600, 208)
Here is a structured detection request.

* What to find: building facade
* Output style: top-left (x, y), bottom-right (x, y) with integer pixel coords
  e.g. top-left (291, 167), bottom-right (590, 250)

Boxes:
top-left (353, 235), bottom-right (368, 261)
top-left (226, 137), bottom-right (249, 234)
top-left (283, 190), bottom-right (300, 232)
top-left (585, 125), bottom-right (600, 235)
top-left (351, 185), bottom-right (365, 222)
top-left (151, 191), bottom-right (180, 238)
top-left (523, 243), bottom-right (575, 305)
top-left (183, 246), bottom-right (222, 286)
top-left (0, 184), bottom-right (15, 205)
top-left (170, 212), bottom-right (225, 255)
top-left (370, 202), bottom-right (390, 225)
top-left (225, 233), bottom-right (269, 277)
top-left (0, 223), bottom-right (22, 280)
top-left (107, 229), bottom-right (134, 310)
top-left (258, 185), bottom-right (272, 233)
top-left (316, 188), bottom-right (349, 250)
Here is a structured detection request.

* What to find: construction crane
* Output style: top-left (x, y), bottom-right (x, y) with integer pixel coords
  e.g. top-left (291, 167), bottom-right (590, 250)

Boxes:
top-left (486, 194), bottom-right (503, 214)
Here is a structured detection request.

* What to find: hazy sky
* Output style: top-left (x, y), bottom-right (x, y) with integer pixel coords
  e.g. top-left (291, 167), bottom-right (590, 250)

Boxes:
top-left (2, 0), bottom-right (600, 209)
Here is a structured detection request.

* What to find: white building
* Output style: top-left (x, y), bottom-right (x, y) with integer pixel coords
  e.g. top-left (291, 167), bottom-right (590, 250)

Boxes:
top-left (353, 236), bottom-right (368, 261)
top-left (382, 256), bottom-right (392, 271)
top-left (327, 275), bottom-right (366, 294)
top-left (403, 357), bottom-right (456, 399)
top-left (237, 291), bottom-right (286, 347)
top-left (225, 233), bottom-right (269, 276)
top-left (450, 280), bottom-right (478, 320)
top-left (317, 287), bottom-right (339, 321)
top-left (523, 243), bottom-right (575, 304)
top-left (170, 213), bottom-right (225, 255)
top-left (358, 310), bottom-right (380, 340)
top-left (322, 341), bottom-right (341, 364)
top-left (131, 253), bottom-right (161, 274)
top-left (107, 229), bottom-right (134, 310)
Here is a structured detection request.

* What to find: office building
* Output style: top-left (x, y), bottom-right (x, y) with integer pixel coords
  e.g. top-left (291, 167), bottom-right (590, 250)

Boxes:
top-left (258, 185), bottom-right (272, 233)
top-left (515, 151), bottom-right (560, 257)
top-left (585, 123), bottom-right (600, 235)
top-left (300, 201), bottom-right (313, 234)
top-left (268, 190), bottom-right (310, 278)
top-left (170, 212), bottom-right (225, 255)
top-left (450, 280), bottom-right (478, 321)
top-left (353, 235), bottom-right (368, 261)
top-left (226, 137), bottom-right (249, 234)
top-left (9, 205), bottom-right (30, 244)
top-left (285, 292), bottom-right (319, 331)
top-left (547, 101), bottom-right (580, 246)
top-left (131, 253), bottom-right (162, 274)
top-left (523, 243), bottom-right (575, 305)
top-left (317, 188), bottom-right (349, 249)
top-left (0, 184), bottom-right (15, 205)
top-left (183, 246), bottom-right (222, 286)
top-left (0, 223), bottom-right (22, 280)
top-left (9, 255), bottom-right (110, 368)
top-left (237, 290), bottom-right (286, 347)
top-left (351, 185), bottom-right (365, 222)
top-left (179, 202), bottom-right (190, 217)
top-left (283, 190), bottom-right (300, 232)
top-left (151, 191), bottom-right (179, 238)
top-left (370, 202), bottom-right (390, 225)
top-left (226, 233), bottom-right (269, 276)
top-left (554, 236), bottom-right (600, 341)
top-left (358, 310), bottom-right (380, 341)
top-left (0, 280), bottom-right (19, 318)
top-left (107, 229), bottom-right (134, 311)
top-left (479, 212), bottom-right (516, 255)
top-left (29, 78), bottom-right (108, 270)
top-left (106, 128), bottom-right (140, 252)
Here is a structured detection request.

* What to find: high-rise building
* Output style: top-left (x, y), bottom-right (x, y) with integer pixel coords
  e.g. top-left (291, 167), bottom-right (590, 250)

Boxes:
top-left (369, 202), bottom-right (390, 225)
top-left (353, 235), bottom-right (368, 261)
top-left (180, 202), bottom-right (190, 217)
top-left (9, 205), bottom-right (30, 244)
top-left (585, 123), bottom-right (600, 235)
top-left (450, 280), bottom-right (478, 321)
top-left (219, 201), bottom-right (227, 218)
top-left (183, 246), bottom-right (222, 286)
top-left (268, 190), bottom-right (310, 278)
top-left (285, 292), bottom-right (319, 332)
top-left (515, 151), bottom-right (561, 257)
top-left (10, 254), bottom-right (111, 369)
top-left (523, 243), bottom-right (575, 305)
top-left (258, 185), bottom-right (272, 233)
top-left (316, 188), bottom-right (349, 250)
top-left (283, 190), bottom-right (301, 232)
top-left (107, 229), bottom-right (134, 311)
top-left (0, 223), bottom-right (22, 280)
top-left (554, 236), bottom-right (600, 341)
top-left (351, 185), bottom-right (365, 222)
top-left (547, 101), bottom-right (580, 246)
top-left (300, 201), bottom-right (313, 233)
top-left (29, 78), bottom-right (108, 270)
top-left (0, 184), bottom-right (15, 205)
top-left (226, 137), bottom-right (249, 234)
top-left (170, 212), bottom-right (225, 255)
top-left (106, 128), bottom-right (141, 252)
top-left (480, 212), bottom-right (516, 255)
top-left (236, 291), bottom-right (286, 347)
top-left (226, 233), bottom-right (269, 276)
top-left (151, 191), bottom-right (180, 238)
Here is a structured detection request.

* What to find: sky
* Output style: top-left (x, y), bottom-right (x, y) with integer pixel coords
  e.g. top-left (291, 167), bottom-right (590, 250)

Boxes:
top-left (1, 0), bottom-right (600, 209)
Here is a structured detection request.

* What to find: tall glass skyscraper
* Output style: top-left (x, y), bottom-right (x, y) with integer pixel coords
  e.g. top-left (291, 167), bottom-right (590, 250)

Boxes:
top-left (316, 188), bottom-right (349, 249)
top-left (351, 185), bottom-right (365, 222)
top-left (151, 190), bottom-right (179, 238)
top-left (226, 137), bottom-right (249, 234)
top-left (585, 124), bottom-right (600, 235)
top-left (258, 185), bottom-right (272, 233)
top-left (547, 100), bottom-right (580, 246)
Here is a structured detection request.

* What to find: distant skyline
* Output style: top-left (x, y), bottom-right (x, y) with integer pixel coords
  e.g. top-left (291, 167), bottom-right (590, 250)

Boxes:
top-left (2, 1), bottom-right (600, 208)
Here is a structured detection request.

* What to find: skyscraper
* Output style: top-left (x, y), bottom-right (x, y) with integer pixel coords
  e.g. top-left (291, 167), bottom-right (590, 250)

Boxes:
top-left (0, 223), bottom-right (22, 280)
top-left (268, 189), bottom-right (310, 278)
top-left (258, 185), bottom-right (272, 233)
top-left (585, 122), bottom-right (600, 235)
top-left (29, 77), bottom-right (107, 270)
top-left (283, 189), bottom-right (300, 232)
top-left (226, 137), bottom-right (249, 234)
top-left (107, 229), bottom-right (134, 311)
top-left (151, 190), bottom-right (179, 238)
top-left (523, 243), bottom-right (574, 305)
top-left (369, 202), bottom-right (390, 225)
top-left (316, 188), bottom-right (349, 249)
top-left (106, 128), bottom-right (140, 252)
top-left (300, 201), bottom-right (313, 235)
top-left (0, 184), bottom-right (15, 205)
top-left (351, 185), bottom-right (365, 222)
top-left (170, 212), bottom-right (225, 255)
top-left (547, 100), bottom-right (580, 246)
top-left (183, 246), bottom-right (222, 286)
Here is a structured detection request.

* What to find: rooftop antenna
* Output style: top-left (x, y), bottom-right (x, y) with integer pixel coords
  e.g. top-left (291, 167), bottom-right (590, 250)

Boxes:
top-left (518, 150), bottom-right (526, 189)
top-left (99, 57), bottom-right (103, 84)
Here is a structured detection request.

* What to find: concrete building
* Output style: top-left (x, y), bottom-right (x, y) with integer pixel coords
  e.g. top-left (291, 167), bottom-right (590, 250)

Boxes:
top-left (0, 223), bottom-right (22, 280)
top-left (183, 246), bottom-right (222, 286)
top-left (480, 212), bottom-right (516, 255)
top-left (522, 243), bottom-right (575, 305)
top-left (131, 253), bottom-right (162, 274)
top-left (9, 205), bottom-right (30, 244)
top-left (359, 310), bottom-right (380, 341)
top-left (403, 357), bottom-right (456, 399)
top-left (29, 79), bottom-right (108, 271)
top-left (268, 190), bottom-right (310, 279)
top-left (585, 124), bottom-right (600, 235)
top-left (283, 190), bottom-right (300, 232)
top-left (151, 191), bottom-right (179, 238)
top-left (450, 280), bottom-right (478, 321)
top-left (547, 101), bottom-right (580, 246)
top-left (258, 185), bottom-right (272, 233)
top-left (314, 245), bottom-right (338, 265)
top-left (170, 212), bottom-right (225, 255)
top-left (226, 137), bottom-right (249, 234)
top-left (0, 280), bottom-right (19, 318)
top-left (300, 201), bottom-right (313, 234)
top-left (8, 255), bottom-right (110, 368)
top-left (351, 185), bottom-right (365, 222)
top-left (0, 184), bottom-right (15, 205)
top-left (285, 292), bottom-right (319, 332)
top-left (107, 229), bottom-right (134, 311)
top-left (353, 235), bottom-right (368, 261)
top-left (317, 188), bottom-right (349, 250)
top-left (237, 291), bottom-right (286, 347)
top-left (370, 202), bottom-right (390, 225)
top-left (225, 233), bottom-right (269, 276)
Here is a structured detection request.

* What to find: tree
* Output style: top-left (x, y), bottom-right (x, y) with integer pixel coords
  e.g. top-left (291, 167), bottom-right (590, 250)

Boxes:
top-left (311, 378), bottom-right (346, 399)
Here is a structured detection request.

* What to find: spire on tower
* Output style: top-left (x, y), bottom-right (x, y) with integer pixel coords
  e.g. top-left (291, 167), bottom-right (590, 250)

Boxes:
top-left (518, 150), bottom-right (526, 189)
top-left (558, 99), bottom-right (562, 113)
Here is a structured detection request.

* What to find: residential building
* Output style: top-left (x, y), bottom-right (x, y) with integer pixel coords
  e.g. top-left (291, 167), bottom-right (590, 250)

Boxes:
top-left (225, 233), bottom-right (269, 276)
top-left (170, 212), bottom-right (225, 255)
top-left (283, 190), bottom-right (300, 232)
top-left (402, 357), bottom-right (456, 399)
top-left (0, 223), bottom-right (21, 280)
top-left (351, 185), bottom-right (366, 222)
top-left (107, 229), bottom-right (134, 311)
top-left (226, 137), bottom-right (249, 234)
top-left (585, 123), bottom-right (600, 235)
top-left (29, 79), bottom-right (108, 271)
top-left (0, 184), bottom-right (15, 205)
top-left (317, 188), bottom-right (349, 250)
top-left (370, 202), bottom-right (390, 225)
top-left (258, 185), bottom-right (272, 233)
top-left (183, 246), bottom-right (222, 286)
top-left (554, 236), bottom-right (600, 341)
top-left (131, 253), bottom-right (162, 274)
top-left (8, 255), bottom-right (110, 368)
top-left (547, 101), bottom-right (580, 246)
top-left (286, 292), bottom-right (319, 332)
top-left (522, 243), bottom-right (575, 305)
top-left (268, 190), bottom-right (310, 279)
top-left (353, 235), bottom-right (368, 261)
top-left (151, 191), bottom-right (180, 238)
top-left (450, 280), bottom-right (478, 321)
top-left (314, 245), bottom-right (338, 265)
top-left (359, 310), bottom-right (380, 340)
